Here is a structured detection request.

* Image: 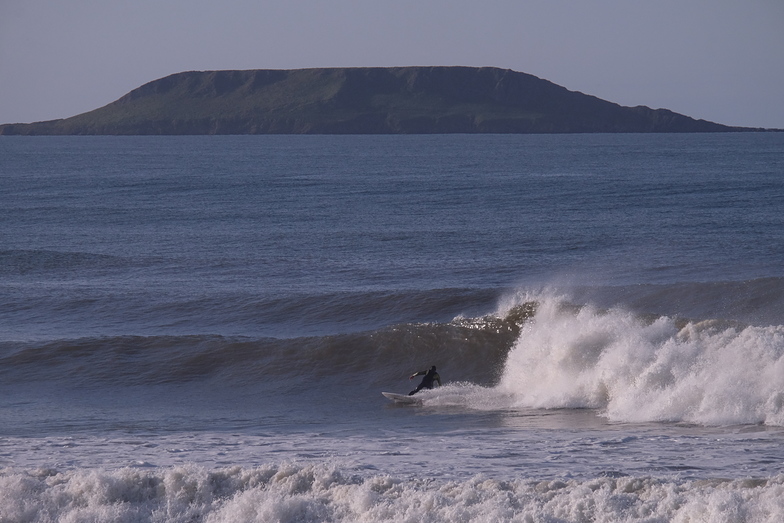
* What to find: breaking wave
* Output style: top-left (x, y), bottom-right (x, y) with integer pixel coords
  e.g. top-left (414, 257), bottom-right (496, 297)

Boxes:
top-left (2, 281), bottom-right (784, 427)
top-left (2, 462), bottom-right (783, 523)
top-left (422, 288), bottom-right (784, 426)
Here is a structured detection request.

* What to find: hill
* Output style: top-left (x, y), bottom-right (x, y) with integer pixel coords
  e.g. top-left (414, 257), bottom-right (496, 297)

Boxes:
top-left (0, 66), bottom-right (754, 135)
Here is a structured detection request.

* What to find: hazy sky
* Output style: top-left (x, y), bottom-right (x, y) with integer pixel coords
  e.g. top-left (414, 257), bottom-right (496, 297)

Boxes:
top-left (1, 0), bottom-right (782, 128)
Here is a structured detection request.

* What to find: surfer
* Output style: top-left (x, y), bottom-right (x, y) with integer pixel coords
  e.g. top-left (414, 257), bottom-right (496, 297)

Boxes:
top-left (408, 366), bottom-right (441, 395)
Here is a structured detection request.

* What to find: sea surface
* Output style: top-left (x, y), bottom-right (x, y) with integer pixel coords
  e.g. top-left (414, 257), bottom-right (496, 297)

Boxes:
top-left (1, 133), bottom-right (783, 522)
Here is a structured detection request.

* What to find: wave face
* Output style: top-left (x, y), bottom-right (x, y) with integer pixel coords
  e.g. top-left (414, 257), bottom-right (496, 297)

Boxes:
top-left (2, 463), bottom-right (783, 523)
top-left (494, 290), bottom-right (784, 426)
top-left (0, 310), bottom-right (524, 391)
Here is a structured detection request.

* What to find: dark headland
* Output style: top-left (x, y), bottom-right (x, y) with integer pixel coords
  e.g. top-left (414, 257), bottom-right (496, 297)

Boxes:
top-left (0, 66), bottom-right (767, 135)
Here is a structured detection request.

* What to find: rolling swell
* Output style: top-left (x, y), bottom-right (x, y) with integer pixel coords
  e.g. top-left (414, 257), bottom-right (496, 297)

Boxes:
top-left (566, 277), bottom-right (784, 326)
top-left (0, 286), bottom-right (500, 340)
top-left (0, 304), bottom-right (534, 390)
top-left (0, 249), bottom-right (124, 275)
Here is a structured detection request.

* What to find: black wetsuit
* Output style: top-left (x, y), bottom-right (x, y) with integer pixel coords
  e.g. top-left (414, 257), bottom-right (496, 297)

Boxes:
top-left (409, 368), bottom-right (441, 396)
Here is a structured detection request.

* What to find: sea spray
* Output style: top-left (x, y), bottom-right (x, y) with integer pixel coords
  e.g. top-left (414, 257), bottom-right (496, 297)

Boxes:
top-left (496, 294), bottom-right (784, 426)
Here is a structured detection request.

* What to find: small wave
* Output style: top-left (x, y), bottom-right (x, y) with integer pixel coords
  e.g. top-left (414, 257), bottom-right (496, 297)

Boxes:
top-left (1, 462), bottom-right (782, 522)
top-left (0, 286), bottom-right (501, 341)
top-left (0, 249), bottom-right (122, 275)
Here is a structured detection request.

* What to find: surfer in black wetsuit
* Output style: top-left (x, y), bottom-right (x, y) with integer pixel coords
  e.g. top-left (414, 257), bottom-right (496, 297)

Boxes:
top-left (408, 365), bottom-right (441, 395)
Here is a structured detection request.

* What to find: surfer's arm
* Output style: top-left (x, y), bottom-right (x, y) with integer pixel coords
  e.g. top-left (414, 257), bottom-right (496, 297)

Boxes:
top-left (409, 371), bottom-right (425, 379)
top-left (435, 374), bottom-right (441, 386)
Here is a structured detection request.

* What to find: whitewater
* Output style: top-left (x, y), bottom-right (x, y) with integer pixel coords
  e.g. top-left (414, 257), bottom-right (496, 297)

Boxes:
top-left (1, 133), bottom-right (783, 522)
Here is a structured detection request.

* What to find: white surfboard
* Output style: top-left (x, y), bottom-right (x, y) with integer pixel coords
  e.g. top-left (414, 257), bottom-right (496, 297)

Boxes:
top-left (382, 392), bottom-right (421, 404)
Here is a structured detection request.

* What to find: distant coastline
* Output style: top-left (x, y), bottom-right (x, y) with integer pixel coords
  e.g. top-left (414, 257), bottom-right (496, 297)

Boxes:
top-left (0, 66), bottom-right (774, 135)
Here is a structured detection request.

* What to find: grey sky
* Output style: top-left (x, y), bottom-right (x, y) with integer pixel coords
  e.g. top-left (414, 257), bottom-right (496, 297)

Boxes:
top-left (1, 0), bottom-right (782, 128)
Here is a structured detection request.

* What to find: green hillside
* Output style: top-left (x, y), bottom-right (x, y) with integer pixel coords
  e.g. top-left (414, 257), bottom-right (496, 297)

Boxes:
top-left (0, 67), bottom-right (751, 135)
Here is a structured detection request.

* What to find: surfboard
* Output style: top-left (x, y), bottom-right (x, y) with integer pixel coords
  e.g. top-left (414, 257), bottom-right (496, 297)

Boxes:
top-left (382, 392), bottom-right (421, 404)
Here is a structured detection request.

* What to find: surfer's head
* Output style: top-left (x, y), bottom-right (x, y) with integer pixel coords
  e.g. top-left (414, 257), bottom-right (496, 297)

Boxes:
top-left (430, 366), bottom-right (436, 371)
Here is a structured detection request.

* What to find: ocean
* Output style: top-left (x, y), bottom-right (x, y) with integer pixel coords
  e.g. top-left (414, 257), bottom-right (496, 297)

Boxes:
top-left (1, 132), bottom-right (783, 522)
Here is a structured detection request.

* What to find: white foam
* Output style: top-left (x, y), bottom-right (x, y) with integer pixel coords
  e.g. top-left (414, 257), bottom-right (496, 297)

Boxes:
top-left (2, 463), bottom-right (784, 522)
top-left (496, 293), bottom-right (784, 426)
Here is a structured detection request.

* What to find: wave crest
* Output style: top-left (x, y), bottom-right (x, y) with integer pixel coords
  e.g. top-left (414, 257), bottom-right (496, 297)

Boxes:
top-left (497, 294), bottom-right (784, 426)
